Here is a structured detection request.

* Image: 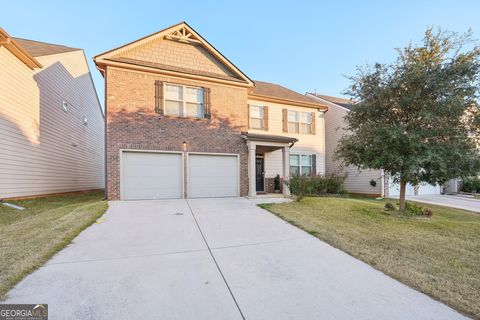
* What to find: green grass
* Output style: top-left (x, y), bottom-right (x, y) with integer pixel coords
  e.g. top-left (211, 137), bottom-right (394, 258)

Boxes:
top-left (0, 191), bottom-right (108, 300)
top-left (261, 197), bottom-right (480, 319)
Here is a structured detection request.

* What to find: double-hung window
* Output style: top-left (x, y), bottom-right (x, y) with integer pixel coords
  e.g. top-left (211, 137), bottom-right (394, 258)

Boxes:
top-left (249, 105), bottom-right (265, 130)
top-left (288, 111), bottom-right (312, 134)
top-left (164, 84), bottom-right (204, 118)
top-left (289, 154), bottom-right (313, 175)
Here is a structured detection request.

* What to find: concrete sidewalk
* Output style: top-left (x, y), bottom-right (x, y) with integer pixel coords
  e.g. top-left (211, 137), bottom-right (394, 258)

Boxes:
top-left (4, 198), bottom-right (467, 319)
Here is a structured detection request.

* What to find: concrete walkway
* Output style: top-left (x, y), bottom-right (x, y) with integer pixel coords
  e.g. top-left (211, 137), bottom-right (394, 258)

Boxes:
top-left (404, 194), bottom-right (480, 213)
top-left (5, 198), bottom-right (467, 319)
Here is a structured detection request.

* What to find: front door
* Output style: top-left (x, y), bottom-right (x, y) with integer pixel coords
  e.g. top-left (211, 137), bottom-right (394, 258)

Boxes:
top-left (255, 156), bottom-right (264, 192)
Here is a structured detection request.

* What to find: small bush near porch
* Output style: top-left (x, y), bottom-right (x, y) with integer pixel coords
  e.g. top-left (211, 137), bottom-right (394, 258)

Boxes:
top-left (0, 191), bottom-right (107, 299)
top-left (260, 197), bottom-right (480, 318)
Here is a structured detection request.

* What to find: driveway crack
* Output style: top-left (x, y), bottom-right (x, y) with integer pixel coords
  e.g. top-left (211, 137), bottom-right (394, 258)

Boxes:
top-left (185, 199), bottom-right (246, 320)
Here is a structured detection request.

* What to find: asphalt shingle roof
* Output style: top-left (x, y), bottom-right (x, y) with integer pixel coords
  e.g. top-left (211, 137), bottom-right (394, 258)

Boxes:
top-left (310, 93), bottom-right (354, 110)
top-left (252, 81), bottom-right (321, 105)
top-left (13, 38), bottom-right (80, 57)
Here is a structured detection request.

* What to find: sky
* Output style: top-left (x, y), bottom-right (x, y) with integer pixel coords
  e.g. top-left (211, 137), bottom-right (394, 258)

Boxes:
top-left (3, 0), bottom-right (480, 109)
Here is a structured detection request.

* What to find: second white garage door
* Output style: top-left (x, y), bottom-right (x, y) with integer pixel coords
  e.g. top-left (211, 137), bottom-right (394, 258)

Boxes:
top-left (188, 154), bottom-right (239, 198)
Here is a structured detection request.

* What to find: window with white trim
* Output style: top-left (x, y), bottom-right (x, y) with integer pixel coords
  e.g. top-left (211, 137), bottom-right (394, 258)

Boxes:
top-left (249, 105), bottom-right (264, 129)
top-left (290, 154), bottom-right (313, 175)
top-left (164, 84), bottom-right (204, 118)
top-left (288, 111), bottom-right (312, 134)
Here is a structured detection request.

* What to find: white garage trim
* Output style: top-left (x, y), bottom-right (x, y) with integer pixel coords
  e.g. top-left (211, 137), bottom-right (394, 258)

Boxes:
top-left (186, 152), bottom-right (240, 198)
top-left (119, 149), bottom-right (185, 200)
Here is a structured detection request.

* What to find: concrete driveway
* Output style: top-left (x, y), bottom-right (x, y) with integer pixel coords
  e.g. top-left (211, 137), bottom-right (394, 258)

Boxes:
top-left (404, 194), bottom-right (480, 213)
top-left (5, 198), bottom-right (466, 319)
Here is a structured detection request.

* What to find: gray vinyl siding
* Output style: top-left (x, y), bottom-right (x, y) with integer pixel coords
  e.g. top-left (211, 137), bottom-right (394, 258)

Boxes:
top-left (309, 95), bottom-right (383, 195)
top-left (0, 47), bottom-right (104, 198)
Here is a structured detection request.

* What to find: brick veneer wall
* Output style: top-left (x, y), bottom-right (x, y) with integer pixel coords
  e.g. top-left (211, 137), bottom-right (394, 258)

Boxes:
top-left (105, 67), bottom-right (249, 200)
top-left (264, 177), bottom-right (283, 194)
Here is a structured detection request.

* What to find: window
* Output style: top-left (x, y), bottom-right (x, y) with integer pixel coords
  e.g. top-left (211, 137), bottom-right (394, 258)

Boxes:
top-left (290, 154), bottom-right (313, 175)
top-left (288, 111), bottom-right (312, 134)
top-left (250, 105), bottom-right (264, 129)
top-left (164, 84), bottom-right (204, 118)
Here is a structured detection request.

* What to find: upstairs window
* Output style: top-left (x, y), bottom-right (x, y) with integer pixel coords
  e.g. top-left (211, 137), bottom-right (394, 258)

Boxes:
top-left (288, 111), bottom-right (312, 134)
top-left (164, 84), bottom-right (204, 118)
top-left (249, 105), bottom-right (267, 130)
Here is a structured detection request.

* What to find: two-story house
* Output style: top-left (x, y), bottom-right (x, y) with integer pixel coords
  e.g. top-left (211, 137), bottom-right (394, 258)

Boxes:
top-left (0, 27), bottom-right (104, 199)
top-left (94, 22), bottom-right (327, 200)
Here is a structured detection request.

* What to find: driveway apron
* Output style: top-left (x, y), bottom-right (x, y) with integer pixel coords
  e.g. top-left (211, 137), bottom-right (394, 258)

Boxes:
top-left (5, 198), bottom-right (467, 319)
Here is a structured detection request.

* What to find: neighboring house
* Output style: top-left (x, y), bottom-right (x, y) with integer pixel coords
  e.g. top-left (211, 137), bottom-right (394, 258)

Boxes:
top-left (306, 94), bottom-right (383, 196)
top-left (0, 28), bottom-right (104, 199)
top-left (307, 93), bottom-right (442, 197)
top-left (94, 22), bottom-right (327, 200)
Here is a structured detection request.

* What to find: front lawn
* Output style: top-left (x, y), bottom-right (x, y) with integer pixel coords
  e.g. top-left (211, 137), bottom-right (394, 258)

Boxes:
top-left (0, 191), bottom-right (108, 300)
top-left (261, 197), bottom-right (480, 319)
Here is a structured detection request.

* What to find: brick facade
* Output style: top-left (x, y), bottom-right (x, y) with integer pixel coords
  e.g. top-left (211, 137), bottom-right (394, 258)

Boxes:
top-left (264, 177), bottom-right (283, 194)
top-left (105, 67), bottom-right (249, 200)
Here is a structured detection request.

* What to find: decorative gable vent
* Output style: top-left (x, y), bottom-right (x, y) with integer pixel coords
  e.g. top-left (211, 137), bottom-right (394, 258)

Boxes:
top-left (164, 27), bottom-right (201, 44)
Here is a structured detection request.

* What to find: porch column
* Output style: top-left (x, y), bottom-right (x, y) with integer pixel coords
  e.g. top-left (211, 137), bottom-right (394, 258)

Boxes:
top-left (282, 145), bottom-right (290, 196)
top-left (247, 141), bottom-right (257, 197)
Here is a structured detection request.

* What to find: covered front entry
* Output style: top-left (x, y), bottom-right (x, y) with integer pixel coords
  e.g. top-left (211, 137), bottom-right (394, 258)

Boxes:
top-left (242, 132), bottom-right (298, 197)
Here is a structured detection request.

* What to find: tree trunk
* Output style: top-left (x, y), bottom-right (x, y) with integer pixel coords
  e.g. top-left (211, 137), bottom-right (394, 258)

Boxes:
top-left (399, 179), bottom-right (407, 211)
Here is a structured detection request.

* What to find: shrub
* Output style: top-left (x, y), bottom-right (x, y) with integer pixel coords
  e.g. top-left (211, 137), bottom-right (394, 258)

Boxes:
top-left (384, 202), bottom-right (395, 211)
top-left (405, 201), bottom-right (424, 216)
top-left (325, 174), bottom-right (347, 194)
top-left (422, 207), bottom-right (434, 217)
top-left (461, 177), bottom-right (480, 193)
top-left (287, 174), bottom-right (311, 201)
top-left (286, 173), bottom-right (346, 200)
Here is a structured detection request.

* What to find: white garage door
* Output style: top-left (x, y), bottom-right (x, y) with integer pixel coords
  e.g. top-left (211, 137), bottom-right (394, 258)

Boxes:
top-left (122, 152), bottom-right (183, 200)
top-left (417, 182), bottom-right (441, 195)
top-left (189, 154), bottom-right (238, 198)
top-left (389, 179), bottom-right (415, 197)
top-left (389, 179), bottom-right (441, 196)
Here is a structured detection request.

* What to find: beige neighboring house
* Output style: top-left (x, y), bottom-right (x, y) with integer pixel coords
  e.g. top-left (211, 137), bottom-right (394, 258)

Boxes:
top-left (94, 22), bottom-right (327, 200)
top-left (0, 28), bottom-right (104, 199)
top-left (307, 93), bottom-right (384, 196)
top-left (307, 93), bottom-right (443, 197)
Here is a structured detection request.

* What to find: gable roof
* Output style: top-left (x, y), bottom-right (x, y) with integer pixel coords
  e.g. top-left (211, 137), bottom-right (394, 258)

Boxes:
top-left (94, 22), bottom-right (253, 86)
top-left (12, 37), bottom-right (80, 57)
top-left (307, 93), bottom-right (354, 110)
top-left (0, 27), bottom-right (42, 69)
top-left (250, 81), bottom-right (327, 110)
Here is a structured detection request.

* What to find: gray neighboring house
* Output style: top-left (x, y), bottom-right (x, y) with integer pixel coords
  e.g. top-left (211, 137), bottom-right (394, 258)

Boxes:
top-left (307, 93), bottom-right (443, 197)
top-left (307, 93), bottom-right (384, 196)
top-left (0, 27), bottom-right (104, 199)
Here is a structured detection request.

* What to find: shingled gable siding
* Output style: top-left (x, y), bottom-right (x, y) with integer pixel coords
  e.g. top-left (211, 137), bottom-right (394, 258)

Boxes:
top-left (105, 68), bottom-right (249, 200)
top-left (114, 38), bottom-right (238, 79)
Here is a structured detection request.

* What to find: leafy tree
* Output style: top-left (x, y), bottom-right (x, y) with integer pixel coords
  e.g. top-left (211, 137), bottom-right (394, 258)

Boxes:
top-left (337, 28), bottom-right (480, 210)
